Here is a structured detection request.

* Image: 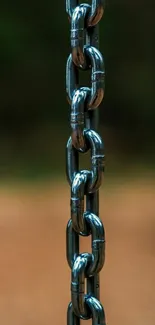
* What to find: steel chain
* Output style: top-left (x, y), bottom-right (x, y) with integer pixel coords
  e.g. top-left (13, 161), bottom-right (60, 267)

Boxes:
top-left (66, 0), bottom-right (106, 324)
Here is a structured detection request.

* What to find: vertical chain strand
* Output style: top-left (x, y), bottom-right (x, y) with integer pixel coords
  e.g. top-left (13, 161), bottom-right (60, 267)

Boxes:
top-left (65, 0), bottom-right (106, 324)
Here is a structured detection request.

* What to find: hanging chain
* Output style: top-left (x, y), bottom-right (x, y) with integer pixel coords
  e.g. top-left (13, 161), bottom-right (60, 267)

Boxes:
top-left (65, 1), bottom-right (106, 324)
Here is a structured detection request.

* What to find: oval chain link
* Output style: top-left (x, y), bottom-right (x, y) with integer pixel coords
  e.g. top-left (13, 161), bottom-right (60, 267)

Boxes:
top-left (66, 46), bottom-right (105, 109)
top-left (65, 0), bottom-right (106, 324)
top-left (66, 129), bottom-right (105, 193)
top-left (66, 0), bottom-right (106, 26)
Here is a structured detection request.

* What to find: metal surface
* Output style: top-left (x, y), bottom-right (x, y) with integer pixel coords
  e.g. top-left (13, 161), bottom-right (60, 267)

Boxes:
top-left (66, 47), bottom-right (105, 109)
top-left (65, 0), bottom-right (106, 324)
top-left (66, 0), bottom-right (106, 26)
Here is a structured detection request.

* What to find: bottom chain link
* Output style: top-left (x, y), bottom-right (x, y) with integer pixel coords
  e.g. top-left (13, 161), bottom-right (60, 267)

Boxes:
top-left (67, 297), bottom-right (106, 325)
top-left (66, 170), bottom-right (106, 323)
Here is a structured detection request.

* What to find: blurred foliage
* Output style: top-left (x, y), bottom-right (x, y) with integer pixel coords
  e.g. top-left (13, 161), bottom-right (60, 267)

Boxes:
top-left (0, 0), bottom-right (154, 178)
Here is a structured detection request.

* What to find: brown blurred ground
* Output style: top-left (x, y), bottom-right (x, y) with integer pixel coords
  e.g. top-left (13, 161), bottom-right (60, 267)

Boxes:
top-left (0, 178), bottom-right (154, 325)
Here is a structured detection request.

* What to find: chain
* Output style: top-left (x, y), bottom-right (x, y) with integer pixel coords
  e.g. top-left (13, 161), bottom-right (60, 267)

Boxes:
top-left (65, 1), bottom-right (106, 324)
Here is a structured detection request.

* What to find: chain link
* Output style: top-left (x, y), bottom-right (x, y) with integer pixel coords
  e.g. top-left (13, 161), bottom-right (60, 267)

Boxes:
top-left (66, 0), bottom-right (106, 324)
top-left (66, 0), bottom-right (106, 26)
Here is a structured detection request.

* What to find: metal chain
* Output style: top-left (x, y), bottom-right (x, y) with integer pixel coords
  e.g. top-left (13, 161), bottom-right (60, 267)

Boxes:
top-left (65, 1), bottom-right (106, 324)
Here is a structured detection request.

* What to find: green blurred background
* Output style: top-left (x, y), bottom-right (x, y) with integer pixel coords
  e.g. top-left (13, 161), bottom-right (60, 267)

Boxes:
top-left (0, 0), bottom-right (154, 181)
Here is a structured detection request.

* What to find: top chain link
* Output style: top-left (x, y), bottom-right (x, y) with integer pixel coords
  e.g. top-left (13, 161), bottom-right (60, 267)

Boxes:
top-left (65, 0), bottom-right (106, 324)
top-left (66, 0), bottom-right (106, 26)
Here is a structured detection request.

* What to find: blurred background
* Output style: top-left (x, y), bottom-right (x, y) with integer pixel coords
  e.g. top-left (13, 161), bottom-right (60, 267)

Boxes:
top-left (0, 0), bottom-right (154, 324)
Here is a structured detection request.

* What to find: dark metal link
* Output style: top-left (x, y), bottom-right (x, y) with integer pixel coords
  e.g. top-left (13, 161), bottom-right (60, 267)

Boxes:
top-left (70, 252), bottom-right (102, 319)
top-left (66, 218), bottom-right (79, 269)
top-left (66, 0), bottom-right (105, 26)
top-left (85, 212), bottom-right (105, 275)
top-left (66, 46), bottom-right (105, 109)
top-left (66, 0), bottom-right (79, 19)
top-left (87, 273), bottom-right (100, 300)
top-left (66, 214), bottom-right (105, 276)
top-left (71, 253), bottom-right (92, 319)
top-left (67, 298), bottom-right (106, 325)
top-left (71, 171), bottom-right (90, 234)
top-left (67, 303), bottom-right (80, 325)
top-left (87, 0), bottom-right (105, 27)
top-left (66, 135), bottom-right (79, 186)
top-left (66, 129), bottom-right (105, 193)
top-left (71, 87), bottom-right (90, 151)
top-left (66, 54), bottom-right (78, 104)
top-left (85, 46), bottom-right (105, 109)
top-left (71, 4), bottom-right (91, 68)
top-left (71, 4), bottom-right (99, 68)
top-left (86, 296), bottom-right (106, 325)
